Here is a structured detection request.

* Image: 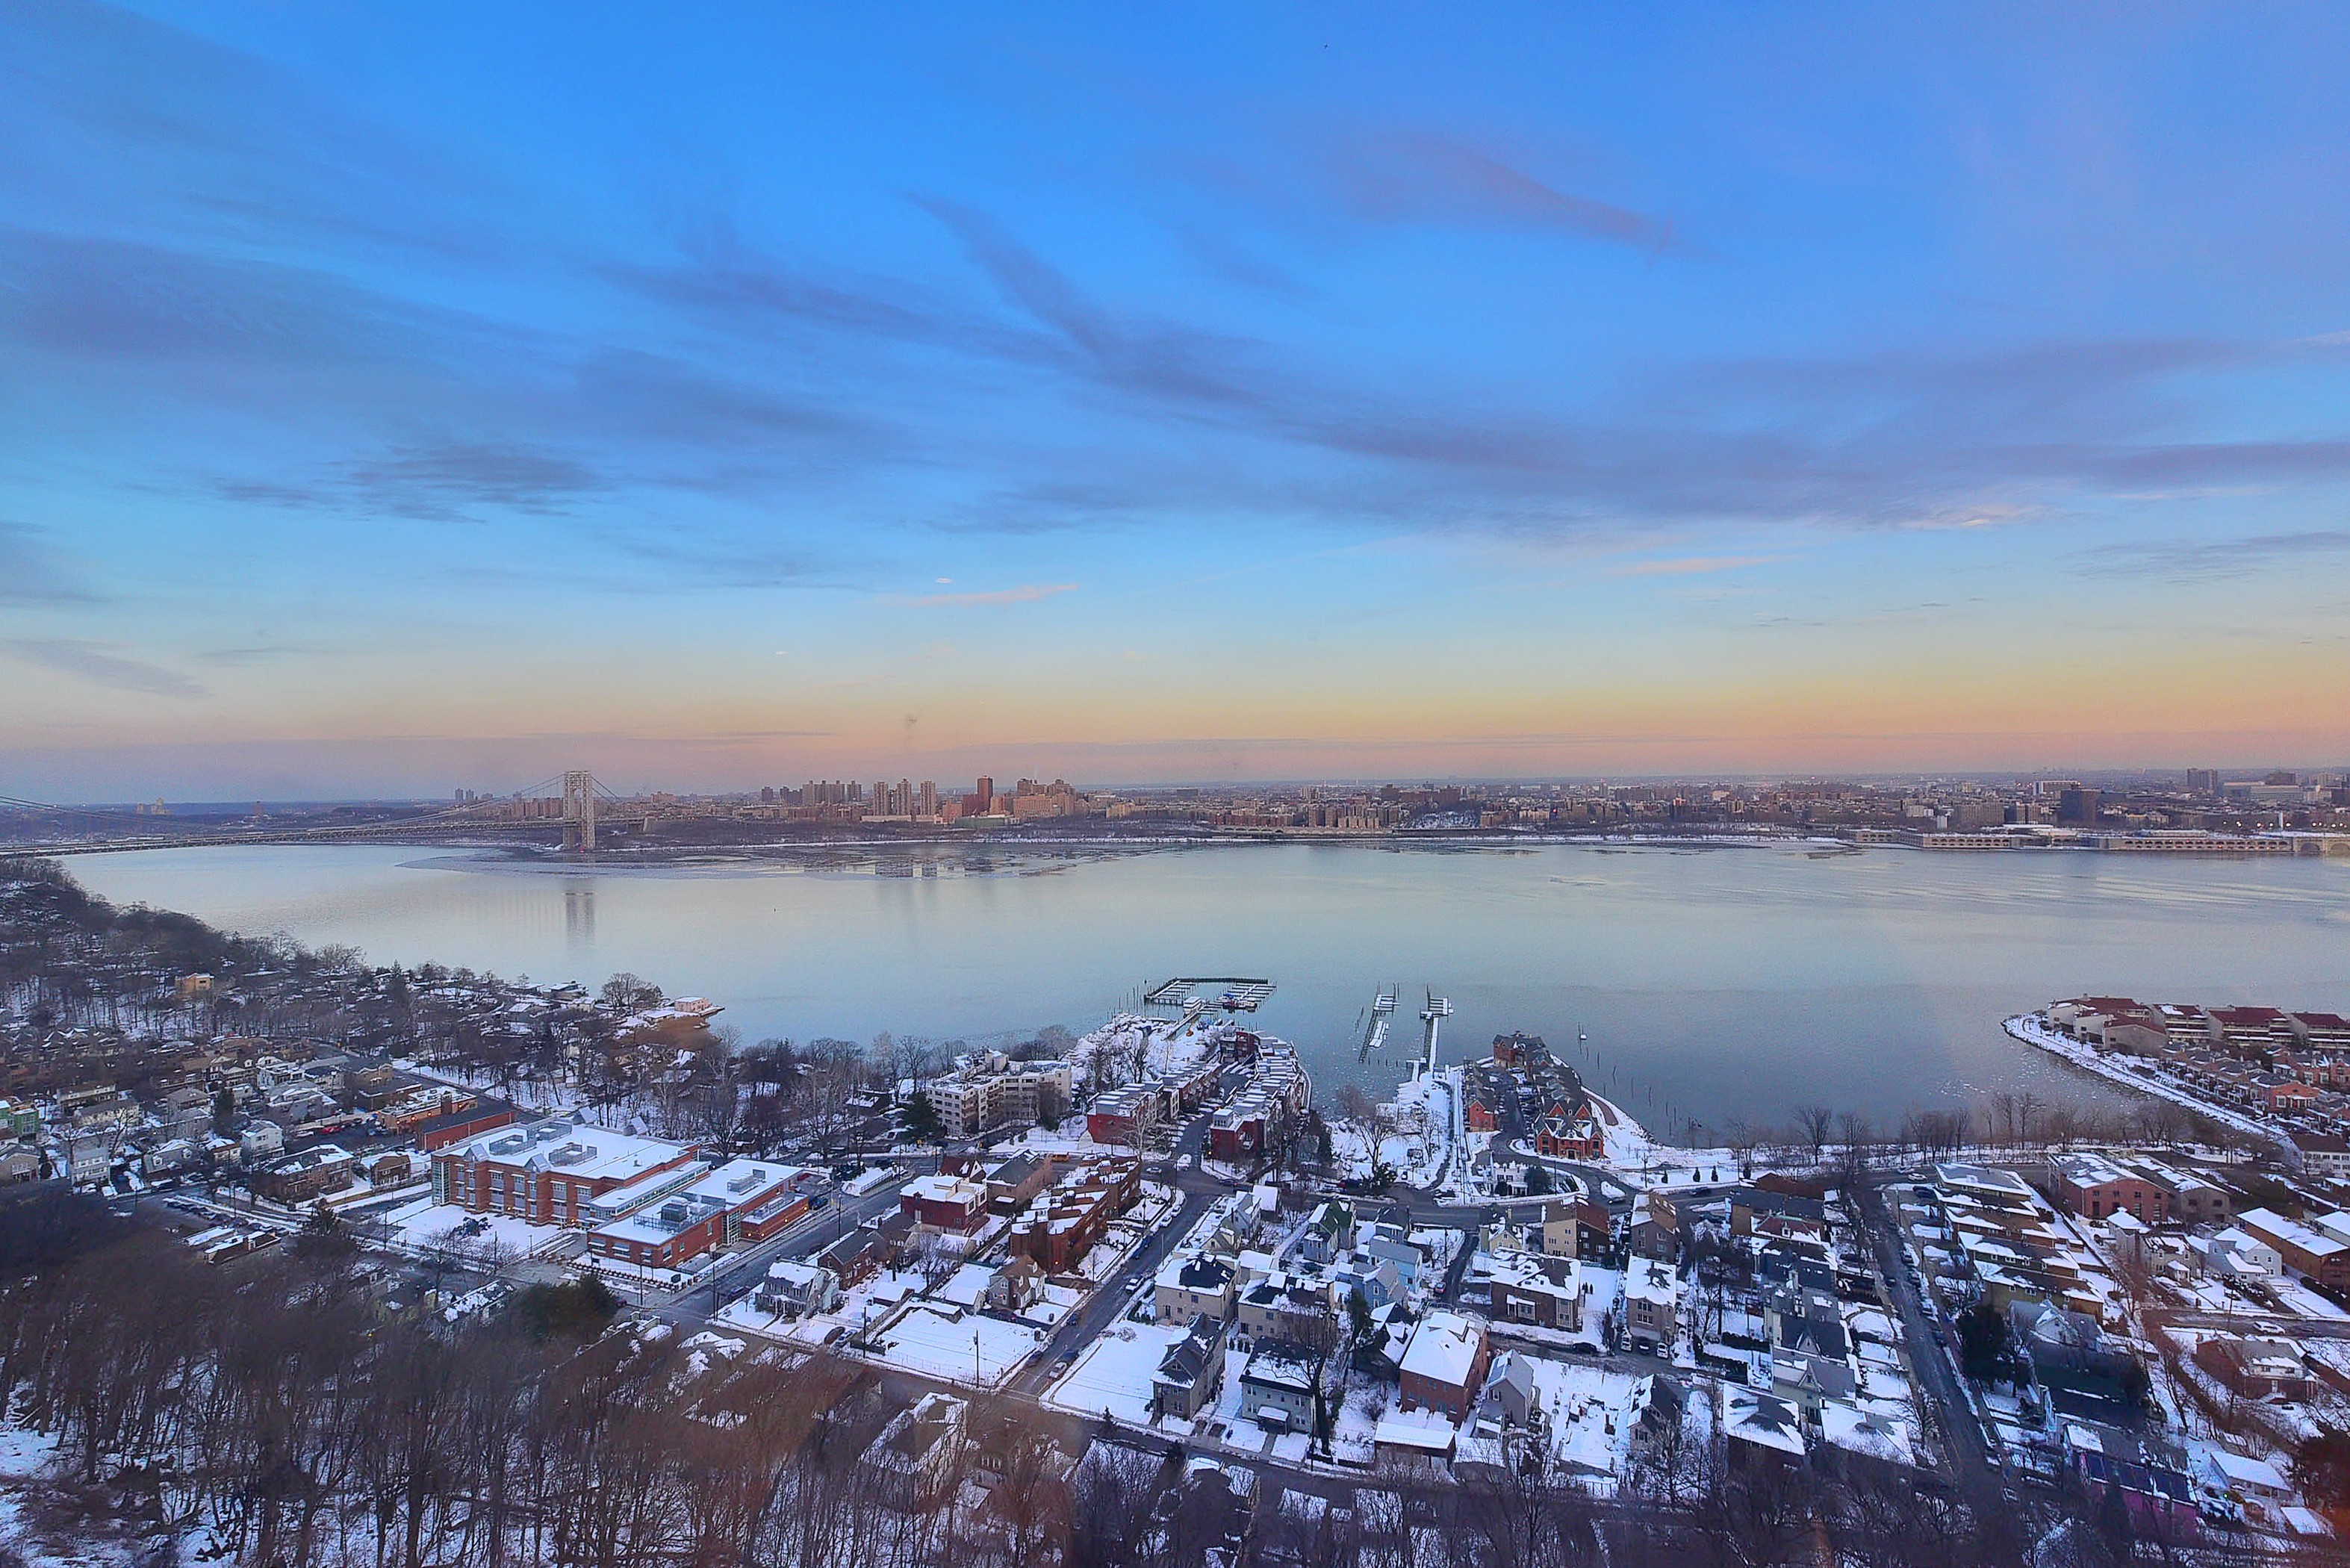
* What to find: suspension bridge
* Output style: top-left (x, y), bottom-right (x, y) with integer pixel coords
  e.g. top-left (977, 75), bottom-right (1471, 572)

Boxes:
top-left (0, 769), bottom-right (626, 857)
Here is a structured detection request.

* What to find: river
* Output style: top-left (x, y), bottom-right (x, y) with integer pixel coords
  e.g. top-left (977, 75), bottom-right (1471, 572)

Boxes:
top-left (61, 839), bottom-right (2350, 1137)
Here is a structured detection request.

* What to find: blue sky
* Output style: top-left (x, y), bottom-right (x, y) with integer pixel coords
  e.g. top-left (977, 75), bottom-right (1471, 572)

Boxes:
top-left (4, 2), bottom-right (2349, 798)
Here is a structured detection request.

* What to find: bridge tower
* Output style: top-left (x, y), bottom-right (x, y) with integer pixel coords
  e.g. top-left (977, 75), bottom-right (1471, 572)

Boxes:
top-left (562, 770), bottom-right (598, 852)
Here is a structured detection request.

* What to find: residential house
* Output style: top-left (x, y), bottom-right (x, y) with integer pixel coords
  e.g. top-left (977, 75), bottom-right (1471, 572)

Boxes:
top-left (755, 1260), bottom-right (840, 1319)
top-left (858, 1393), bottom-right (967, 1510)
top-left (1729, 1186), bottom-right (1829, 1242)
top-left (1488, 1253), bottom-right (1583, 1332)
top-left (2193, 1336), bottom-right (2311, 1400)
top-left (1624, 1190), bottom-right (1679, 1263)
top-left (1238, 1345), bottom-right (1320, 1431)
top-left (1623, 1256), bottom-right (1679, 1352)
top-left (1538, 1198), bottom-right (1612, 1260)
top-left (1398, 1310), bottom-right (1490, 1422)
top-left (1155, 1257), bottom-right (1237, 1327)
top-left (1151, 1316), bottom-right (1229, 1421)
top-left (1298, 1200), bottom-right (1355, 1264)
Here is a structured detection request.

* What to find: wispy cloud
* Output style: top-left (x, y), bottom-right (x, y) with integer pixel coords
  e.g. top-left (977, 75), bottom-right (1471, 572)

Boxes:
top-left (2072, 529), bottom-right (2350, 582)
top-left (892, 582), bottom-right (1081, 607)
top-left (1610, 554), bottom-right (1780, 578)
top-left (0, 522), bottom-right (94, 605)
top-left (7, 639), bottom-right (205, 698)
top-left (1321, 129), bottom-right (1691, 255)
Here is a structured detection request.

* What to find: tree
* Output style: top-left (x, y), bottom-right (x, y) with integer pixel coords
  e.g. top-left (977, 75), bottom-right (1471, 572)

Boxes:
top-left (2295, 1430), bottom-right (2350, 1512)
top-left (1723, 1117), bottom-right (1759, 1179)
top-left (900, 1091), bottom-right (942, 1145)
top-left (504, 1274), bottom-right (619, 1342)
top-left (1795, 1104), bottom-right (1835, 1166)
top-left (211, 1085), bottom-right (237, 1136)
top-left (1956, 1301), bottom-right (2010, 1381)
top-left (292, 1206), bottom-right (359, 1275)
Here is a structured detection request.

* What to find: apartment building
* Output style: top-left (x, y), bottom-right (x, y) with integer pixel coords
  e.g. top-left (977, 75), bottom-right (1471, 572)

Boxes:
top-left (920, 1055), bottom-right (1072, 1139)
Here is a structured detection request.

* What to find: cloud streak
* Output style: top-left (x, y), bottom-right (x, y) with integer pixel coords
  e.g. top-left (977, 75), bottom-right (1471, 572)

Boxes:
top-left (2072, 529), bottom-right (2350, 582)
top-left (7, 639), bottom-right (205, 698)
top-left (892, 582), bottom-right (1081, 607)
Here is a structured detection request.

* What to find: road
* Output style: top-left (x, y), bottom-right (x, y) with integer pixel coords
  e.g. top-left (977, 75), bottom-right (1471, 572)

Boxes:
top-left (1853, 1177), bottom-right (2004, 1515)
top-left (1013, 1186), bottom-right (1220, 1396)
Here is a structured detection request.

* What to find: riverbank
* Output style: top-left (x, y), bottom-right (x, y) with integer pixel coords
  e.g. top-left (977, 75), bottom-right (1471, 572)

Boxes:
top-left (2001, 1012), bottom-right (2284, 1151)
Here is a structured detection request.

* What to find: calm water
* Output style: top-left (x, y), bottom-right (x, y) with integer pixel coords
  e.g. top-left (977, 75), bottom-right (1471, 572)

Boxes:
top-left (63, 841), bottom-right (2350, 1138)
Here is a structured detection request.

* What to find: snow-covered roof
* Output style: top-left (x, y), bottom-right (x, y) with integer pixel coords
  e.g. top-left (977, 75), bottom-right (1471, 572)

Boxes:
top-left (1399, 1310), bottom-right (1484, 1390)
top-left (1373, 1408), bottom-right (1458, 1453)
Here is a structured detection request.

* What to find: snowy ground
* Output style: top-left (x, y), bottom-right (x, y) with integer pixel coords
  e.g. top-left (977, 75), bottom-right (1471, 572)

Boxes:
top-left (380, 1198), bottom-right (568, 1261)
top-left (1046, 1322), bottom-right (1192, 1425)
top-left (0, 1425), bottom-right (164, 1568)
top-left (870, 1305), bottom-right (1048, 1387)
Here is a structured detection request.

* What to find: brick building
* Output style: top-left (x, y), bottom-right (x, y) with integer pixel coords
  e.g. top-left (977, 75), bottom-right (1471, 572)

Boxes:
top-left (2049, 1154), bottom-right (2170, 1224)
top-left (432, 1121), bottom-right (699, 1225)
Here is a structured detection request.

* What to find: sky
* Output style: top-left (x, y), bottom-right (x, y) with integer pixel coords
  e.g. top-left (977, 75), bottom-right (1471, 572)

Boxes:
top-left (4, 2), bottom-right (2350, 800)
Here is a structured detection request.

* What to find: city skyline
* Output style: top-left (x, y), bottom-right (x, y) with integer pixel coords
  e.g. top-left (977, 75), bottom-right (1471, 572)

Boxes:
top-left (8, 4), bottom-right (2350, 798)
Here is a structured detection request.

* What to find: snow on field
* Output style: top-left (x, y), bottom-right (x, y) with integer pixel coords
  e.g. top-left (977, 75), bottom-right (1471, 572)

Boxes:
top-left (1048, 1322), bottom-right (1190, 1425)
top-left (871, 1306), bottom-right (1045, 1386)
top-left (382, 1198), bottom-right (563, 1260)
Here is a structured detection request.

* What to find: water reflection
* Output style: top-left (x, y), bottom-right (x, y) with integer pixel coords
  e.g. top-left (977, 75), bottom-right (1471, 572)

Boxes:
top-left (563, 878), bottom-right (594, 949)
top-left (63, 841), bottom-right (2349, 1131)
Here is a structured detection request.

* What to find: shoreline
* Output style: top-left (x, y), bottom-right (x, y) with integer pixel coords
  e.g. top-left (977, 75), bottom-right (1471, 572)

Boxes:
top-left (2000, 1012), bottom-right (2284, 1151)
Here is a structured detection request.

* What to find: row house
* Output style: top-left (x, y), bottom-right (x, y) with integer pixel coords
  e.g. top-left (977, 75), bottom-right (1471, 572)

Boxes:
top-left (1007, 1156), bottom-right (1140, 1272)
top-left (1207, 1045), bottom-right (1311, 1163)
top-left (1534, 1113), bottom-right (1603, 1160)
top-left (2293, 1131), bottom-right (2350, 1179)
top-left (1085, 1081), bottom-right (1170, 1146)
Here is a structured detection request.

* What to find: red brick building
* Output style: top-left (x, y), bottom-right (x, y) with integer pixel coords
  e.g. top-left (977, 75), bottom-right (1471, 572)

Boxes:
top-left (585, 1159), bottom-right (803, 1271)
top-left (2049, 1153), bottom-right (2171, 1224)
top-left (1008, 1157), bottom-right (1141, 1272)
top-left (1535, 1113), bottom-right (1603, 1160)
top-left (1398, 1311), bottom-right (1490, 1421)
top-left (431, 1122), bottom-right (699, 1225)
top-left (900, 1175), bottom-right (989, 1233)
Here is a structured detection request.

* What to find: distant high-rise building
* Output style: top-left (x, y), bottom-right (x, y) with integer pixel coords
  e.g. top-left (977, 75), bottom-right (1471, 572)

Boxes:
top-left (975, 775), bottom-right (994, 813)
top-left (2184, 769), bottom-right (2219, 795)
top-left (919, 780), bottom-right (938, 817)
top-left (2057, 785), bottom-right (2101, 826)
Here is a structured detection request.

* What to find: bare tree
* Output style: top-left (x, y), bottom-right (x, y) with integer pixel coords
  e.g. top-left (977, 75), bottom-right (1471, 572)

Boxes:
top-left (1794, 1104), bottom-right (1835, 1166)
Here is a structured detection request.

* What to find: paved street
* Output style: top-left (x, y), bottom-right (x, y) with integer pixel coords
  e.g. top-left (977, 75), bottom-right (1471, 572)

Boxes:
top-left (1854, 1177), bottom-right (2003, 1514)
